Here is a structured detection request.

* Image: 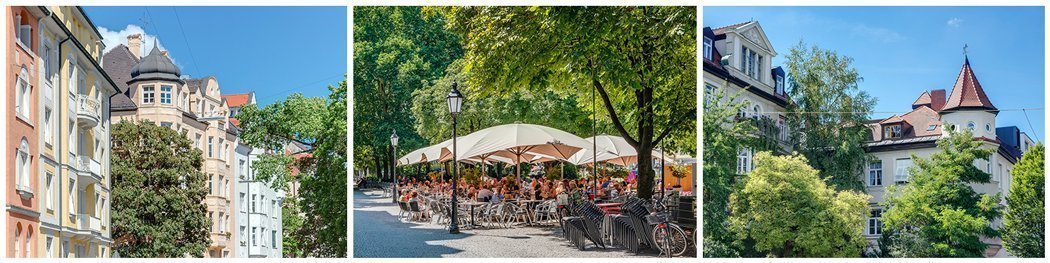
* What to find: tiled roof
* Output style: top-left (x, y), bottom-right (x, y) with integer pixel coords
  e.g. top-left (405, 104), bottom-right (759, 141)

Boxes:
top-left (223, 93), bottom-right (252, 108)
top-left (102, 44), bottom-right (139, 94)
top-left (229, 118), bottom-right (241, 127)
top-left (870, 106), bottom-right (942, 141)
top-left (942, 57), bottom-right (997, 112)
top-left (912, 91), bottom-right (932, 106)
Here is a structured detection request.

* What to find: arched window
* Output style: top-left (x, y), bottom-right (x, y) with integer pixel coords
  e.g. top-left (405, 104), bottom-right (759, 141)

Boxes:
top-left (16, 138), bottom-right (31, 193)
top-left (25, 228), bottom-right (32, 257)
top-left (14, 224), bottom-right (22, 258)
top-left (752, 104), bottom-right (762, 119)
top-left (15, 67), bottom-right (31, 119)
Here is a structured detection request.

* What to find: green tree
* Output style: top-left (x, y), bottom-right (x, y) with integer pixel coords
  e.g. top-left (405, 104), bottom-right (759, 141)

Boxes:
top-left (729, 152), bottom-right (870, 257)
top-left (1003, 143), bottom-right (1044, 257)
top-left (110, 121), bottom-right (210, 257)
top-left (702, 85), bottom-right (756, 257)
top-left (433, 6), bottom-right (697, 198)
top-left (354, 6), bottom-right (463, 181)
top-left (236, 81), bottom-right (347, 257)
top-left (881, 128), bottom-right (1002, 257)
top-left (784, 42), bottom-right (876, 191)
top-left (281, 196), bottom-right (306, 257)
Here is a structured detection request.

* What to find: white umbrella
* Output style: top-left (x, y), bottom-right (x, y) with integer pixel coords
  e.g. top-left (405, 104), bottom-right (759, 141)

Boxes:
top-left (397, 139), bottom-right (453, 166)
top-left (456, 123), bottom-right (593, 178)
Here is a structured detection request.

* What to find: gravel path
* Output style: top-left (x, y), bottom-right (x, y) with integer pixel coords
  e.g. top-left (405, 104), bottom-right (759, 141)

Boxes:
top-left (352, 189), bottom-right (652, 258)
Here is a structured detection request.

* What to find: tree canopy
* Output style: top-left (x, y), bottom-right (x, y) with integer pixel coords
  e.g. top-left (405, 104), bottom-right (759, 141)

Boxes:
top-left (729, 152), bottom-right (870, 257)
top-left (784, 41), bottom-right (876, 191)
top-left (430, 6), bottom-right (697, 198)
top-left (110, 120), bottom-right (210, 257)
top-left (881, 128), bottom-right (1002, 257)
top-left (702, 85), bottom-right (757, 257)
top-left (1003, 143), bottom-right (1045, 257)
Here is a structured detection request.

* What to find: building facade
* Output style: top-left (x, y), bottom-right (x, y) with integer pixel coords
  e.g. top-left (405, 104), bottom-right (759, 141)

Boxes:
top-left (103, 35), bottom-right (238, 258)
top-left (7, 6), bottom-right (117, 258)
top-left (227, 93), bottom-right (285, 258)
top-left (860, 57), bottom-right (1033, 257)
top-left (703, 21), bottom-right (792, 174)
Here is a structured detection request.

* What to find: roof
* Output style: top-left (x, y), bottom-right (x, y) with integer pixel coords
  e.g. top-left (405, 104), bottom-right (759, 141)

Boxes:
top-left (101, 44), bottom-right (139, 93)
top-left (130, 41), bottom-right (183, 83)
top-left (229, 118), bottom-right (241, 127)
top-left (942, 57), bottom-right (997, 112)
top-left (869, 106), bottom-right (943, 141)
top-left (712, 21), bottom-right (753, 35)
top-left (912, 91), bottom-right (932, 106)
top-left (223, 93), bottom-right (252, 108)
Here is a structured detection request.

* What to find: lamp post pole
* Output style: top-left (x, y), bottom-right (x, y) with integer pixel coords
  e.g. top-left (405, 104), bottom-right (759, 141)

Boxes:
top-left (391, 130), bottom-right (399, 203)
top-left (447, 81), bottom-right (464, 234)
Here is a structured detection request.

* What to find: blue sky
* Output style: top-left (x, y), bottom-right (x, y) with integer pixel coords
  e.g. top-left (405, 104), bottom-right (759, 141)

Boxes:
top-left (706, 6), bottom-right (1045, 141)
top-left (84, 6), bottom-right (347, 107)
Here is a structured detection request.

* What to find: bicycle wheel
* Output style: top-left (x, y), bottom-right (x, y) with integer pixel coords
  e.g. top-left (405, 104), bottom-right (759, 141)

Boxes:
top-left (652, 223), bottom-right (689, 256)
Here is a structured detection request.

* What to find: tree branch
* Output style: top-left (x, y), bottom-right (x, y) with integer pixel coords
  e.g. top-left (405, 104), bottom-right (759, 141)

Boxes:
top-left (592, 73), bottom-right (638, 147)
top-left (653, 106), bottom-right (696, 146)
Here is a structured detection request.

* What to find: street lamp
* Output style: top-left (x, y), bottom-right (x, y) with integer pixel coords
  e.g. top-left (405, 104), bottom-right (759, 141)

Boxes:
top-left (391, 130), bottom-right (399, 204)
top-left (447, 81), bottom-right (464, 234)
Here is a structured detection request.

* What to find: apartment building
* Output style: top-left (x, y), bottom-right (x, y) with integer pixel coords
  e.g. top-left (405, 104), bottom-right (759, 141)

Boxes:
top-left (227, 92), bottom-right (285, 258)
top-left (7, 6), bottom-right (118, 258)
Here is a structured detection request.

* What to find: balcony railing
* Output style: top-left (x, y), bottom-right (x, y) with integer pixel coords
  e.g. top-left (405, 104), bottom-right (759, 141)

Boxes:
top-left (78, 155), bottom-right (103, 184)
top-left (77, 213), bottom-right (102, 233)
top-left (77, 95), bottom-right (101, 128)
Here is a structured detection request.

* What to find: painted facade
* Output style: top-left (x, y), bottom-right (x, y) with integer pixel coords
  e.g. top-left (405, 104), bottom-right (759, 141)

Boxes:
top-left (706, 20), bottom-right (1036, 258)
top-left (7, 6), bottom-right (118, 258)
top-left (103, 34), bottom-right (238, 258)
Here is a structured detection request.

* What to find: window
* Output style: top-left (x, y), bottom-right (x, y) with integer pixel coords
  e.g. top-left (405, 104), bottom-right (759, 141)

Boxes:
top-left (61, 241), bottom-right (68, 258)
top-left (218, 175), bottom-right (225, 196)
top-left (985, 123), bottom-right (991, 132)
top-left (741, 46), bottom-right (763, 80)
top-left (895, 158), bottom-right (913, 183)
top-left (46, 172), bottom-right (54, 211)
top-left (751, 104), bottom-right (762, 119)
top-left (868, 208), bottom-right (883, 235)
top-left (160, 122), bottom-right (172, 128)
top-left (239, 193), bottom-right (246, 212)
top-left (46, 236), bottom-right (54, 258)
top-left (14, 225), bottom-right (21, 258)
top-left (967, 121), bottom-right (975, 131)
top-left (927, 124), bottom-right (937, 131)
top-left (16, 67), bottom-right (31, 120)
top-left (252, 194), bottom-right (258, 213)
top-left (868, 161), bottom-right (883, 186)
top-left (43, 43), bottom-right (54, 83)
top-left (208, 137), bottom-right (214, 158)
top-left (704, 83), bottom-right (716, 105)
top-left (218, 139), bottom-right (225, 159)
top-left (252, 227), bottom-right (258, 246)
top-left (736, 148), bottom-right (752, 174)
top-left (44, 107), bottom-right (53, 145)
top-left (15, 14), bottom-right (31, 48)
top-left (16, 139), bottom-right (31, 194)
top-left (68, 178), bottom-right (76, 217)
top-left (272, 230), bottom-right (277, 247)
top-left (195, 134), bottom-right (202, 149)
top-left (219, 212), bottom-right (226, 232)
top-left (142, 86), bottom-right (155, 104)
top-left (160, 85), bottom-right (172, 104)
top-left (775, 75), bottom-right (785, 95)
top-left (239, 226), bottom-right (247, 246)
top-left (25, 230), bottom-right (31, 257)
top-left (209, 174), bottom-right (215, 195)
top-left (883, 125), bottom-right (902, 139)
top-left (702, 37), bottom-right (713, 60)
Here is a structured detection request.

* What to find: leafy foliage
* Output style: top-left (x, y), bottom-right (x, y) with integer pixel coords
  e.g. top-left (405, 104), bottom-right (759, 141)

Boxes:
top-left (431, 6), bottom-right (697, 199)
top-left (783, 42), bottom-right (876, 191)
top-left (110, 121), bottom-right (210, 257)
top-left (1003, 143), bottom-right (1044, 257)
top-left (729, 152), bottom-right (870, 257)
top-left (354, 6), bottom-right (463, 180)
top-left (881, 128), bottom-right (1002, 257)
top-left (702, 85), bottom-right (757, 257)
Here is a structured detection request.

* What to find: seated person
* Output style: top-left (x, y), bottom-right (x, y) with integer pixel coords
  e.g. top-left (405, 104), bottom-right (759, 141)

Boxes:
top-left (477, 187), bottom-right (494, 202)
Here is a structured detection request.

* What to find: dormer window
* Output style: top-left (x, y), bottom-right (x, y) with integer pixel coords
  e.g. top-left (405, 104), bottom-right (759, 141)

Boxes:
top-left (775, 75), bottom-right (785, 95)
top-left (741, 46), bottom-right (763, 80)
top-left (703, 37), bottom-right (713, 60)
top-left (927, 124), bottom-right (937, 131)
top-left (883, 125), bottom-right (902, 139)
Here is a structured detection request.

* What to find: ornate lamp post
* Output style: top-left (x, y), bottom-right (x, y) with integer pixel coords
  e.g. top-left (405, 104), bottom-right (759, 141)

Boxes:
top-left (391, 130), bottom-right (399, 203)
top-left (447, 81), bottom-right (464, 234)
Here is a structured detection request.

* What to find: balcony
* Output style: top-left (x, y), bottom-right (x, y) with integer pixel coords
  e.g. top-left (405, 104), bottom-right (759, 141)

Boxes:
top-left (210, 232), bottom-right (231, 248)
top-left (77, 213), bottom-right (103, 233)
top-left (77, 96), bottom-right (101, 128)
top-left (77, 155), bottom-right (103, 184)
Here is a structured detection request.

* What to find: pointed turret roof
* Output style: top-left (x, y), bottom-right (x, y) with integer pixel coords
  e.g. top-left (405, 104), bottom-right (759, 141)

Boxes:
top-left (129, 40), bottom-right (183, 83)
top-left (941, 57), bottom-right (997, 113)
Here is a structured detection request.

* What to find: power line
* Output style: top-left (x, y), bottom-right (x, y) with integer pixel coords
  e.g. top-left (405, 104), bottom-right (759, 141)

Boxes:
top-left (255, 73), bottom-right (346, 103)
top-left (1022, 109), bottom-right (1042, 143)
top-left (171, 7), bottom-right (204, 78)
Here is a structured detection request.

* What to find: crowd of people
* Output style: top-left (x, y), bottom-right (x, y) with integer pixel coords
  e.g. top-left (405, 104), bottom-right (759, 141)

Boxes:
top-left (396, 175), bottom-right (639, 207)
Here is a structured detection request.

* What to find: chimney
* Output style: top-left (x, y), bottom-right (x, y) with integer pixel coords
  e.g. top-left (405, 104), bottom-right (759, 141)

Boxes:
top-left (127, 33), bottom-right (142, 59)
top-left (930, 89), bottom-right (947, 111)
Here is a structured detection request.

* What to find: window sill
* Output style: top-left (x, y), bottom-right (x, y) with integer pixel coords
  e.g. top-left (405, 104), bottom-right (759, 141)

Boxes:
top-left (16, 188), bottom-right (35, 199)
top-left (16, 113), bottom-right (34, 127)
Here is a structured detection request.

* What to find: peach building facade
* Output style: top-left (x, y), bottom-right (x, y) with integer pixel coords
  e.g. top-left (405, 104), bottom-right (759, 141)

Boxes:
top-left (104, 35), bottom-right (239, 258)
top-left (8, 6), bottom-right (118, 258)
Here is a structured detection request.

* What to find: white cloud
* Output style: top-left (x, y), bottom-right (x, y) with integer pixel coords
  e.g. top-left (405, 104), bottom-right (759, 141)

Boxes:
top-left (947, 18), bottom-right (963, 28)
top-left (97, 24), bottom-right (178, 66)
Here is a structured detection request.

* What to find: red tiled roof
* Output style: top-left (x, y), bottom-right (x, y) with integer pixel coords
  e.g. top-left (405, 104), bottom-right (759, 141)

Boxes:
top-left (223, 93), bottom-right (252, 108)
top-left (942, 58), bottom-right (997, 112)
top-left (229, 118), bottom-right (241, 127)
top-left (912, 91), bottom-right (932, 106)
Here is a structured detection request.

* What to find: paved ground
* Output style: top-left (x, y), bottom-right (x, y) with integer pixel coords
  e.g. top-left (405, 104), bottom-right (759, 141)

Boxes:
top-left (353, 189), bottom-right (653, 258)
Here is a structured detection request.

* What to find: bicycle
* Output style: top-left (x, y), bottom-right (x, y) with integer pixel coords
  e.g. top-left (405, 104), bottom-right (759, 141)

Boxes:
top-left (645, 197), bottom-right (689, 257)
